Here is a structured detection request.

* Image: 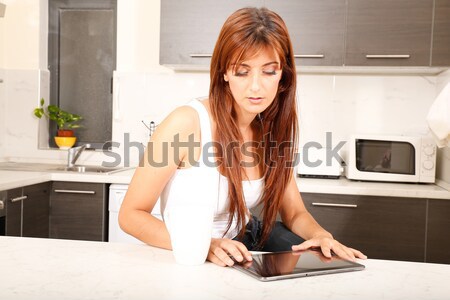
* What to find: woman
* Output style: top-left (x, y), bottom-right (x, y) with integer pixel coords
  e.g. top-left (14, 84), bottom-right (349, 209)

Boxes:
top-left (119, 7), bottom-right (367, 267)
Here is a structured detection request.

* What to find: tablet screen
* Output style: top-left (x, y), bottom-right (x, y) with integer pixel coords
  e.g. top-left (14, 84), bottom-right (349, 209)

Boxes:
top-left (232, 250), bottom-right (365, 281)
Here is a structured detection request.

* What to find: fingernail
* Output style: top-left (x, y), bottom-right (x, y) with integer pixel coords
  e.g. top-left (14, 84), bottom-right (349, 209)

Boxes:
top-left (246, 255), bottom-right (252, 261)
top-left (236, 255), bottom-right (243, 261)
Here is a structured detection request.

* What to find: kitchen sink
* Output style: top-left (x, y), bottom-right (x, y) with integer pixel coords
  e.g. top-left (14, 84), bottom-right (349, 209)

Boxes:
top-left (55, 165), bottom-right (126, 174)
top-left (0, 162), bottom-right (130, 174)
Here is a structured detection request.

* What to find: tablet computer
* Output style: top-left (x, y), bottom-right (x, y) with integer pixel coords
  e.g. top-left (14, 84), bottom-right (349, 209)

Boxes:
top-left (231, 250), bottom-right (365, 282)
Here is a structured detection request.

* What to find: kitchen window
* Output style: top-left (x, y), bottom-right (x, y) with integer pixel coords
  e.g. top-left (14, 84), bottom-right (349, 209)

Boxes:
top-left (48, 0), bottom-right (117, 149)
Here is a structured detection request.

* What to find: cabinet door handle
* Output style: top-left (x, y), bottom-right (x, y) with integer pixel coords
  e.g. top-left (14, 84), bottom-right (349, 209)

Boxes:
top-left (10, 195), bottom-right (28, 202)
top-left (294, 54), bottom-right (325, 58)
top-left (54, 189), bottom-right (96, 195)
top-left (365, 54), bottom-right (410, 59)
top-left (189, 54), bottom-right (212, 58)
top-left (0, 200), bottom-right (4, 209)
top-left (312, 202), bottom-right (357, 208)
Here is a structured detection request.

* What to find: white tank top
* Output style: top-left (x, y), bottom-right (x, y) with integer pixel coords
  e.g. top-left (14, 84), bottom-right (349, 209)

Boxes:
top-left (160, 99), bottom-right (264, 239)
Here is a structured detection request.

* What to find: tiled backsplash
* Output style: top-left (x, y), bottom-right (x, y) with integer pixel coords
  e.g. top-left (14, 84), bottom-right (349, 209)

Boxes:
top-left (0, 68), bottom-right (447, 182)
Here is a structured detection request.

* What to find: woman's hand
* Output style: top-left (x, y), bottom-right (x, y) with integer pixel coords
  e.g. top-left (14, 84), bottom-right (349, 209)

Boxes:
top-left (291, 236), bottom-right (367, 262)
top-left (207, 238), bottom-right (253, 267)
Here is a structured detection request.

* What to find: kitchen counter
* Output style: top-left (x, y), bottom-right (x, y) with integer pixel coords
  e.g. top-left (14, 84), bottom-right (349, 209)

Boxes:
top-left (0, 236), bottom-right (448, 300)
top-left (0, 167), bottom-right (449, 199)
top-left (296, 177), bottom-right (450, 199)
top-left (0, 168), bottom-right (135, 191)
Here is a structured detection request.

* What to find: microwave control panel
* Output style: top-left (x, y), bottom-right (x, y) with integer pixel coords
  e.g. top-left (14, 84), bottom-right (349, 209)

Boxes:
top-left (420, 142), bottom-right (437, 182)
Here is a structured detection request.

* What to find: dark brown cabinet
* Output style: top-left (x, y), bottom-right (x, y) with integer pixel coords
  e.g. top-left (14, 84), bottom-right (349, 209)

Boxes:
top-left (345, 0), bottom-right (433, 66)
top-left (265, 0), bottom-right (346, 66)
top-left (5, 182), bottom-right (51, 238)
top-left (432, 0), bottom-right (450, 66)
top-left (5, 187), bottom-right (21, 236)
top-left (0, 191), bottom-right (6, 235)
top-left (50, 181), bottom-right (108, 241)
top-left (302, 193), bottom-right (427, 262)
top-left (160, 0), bottom-right (450, 68)
top-left (426, 199), bottom-right (450, 264)
top-left (160, 0), bottom-right (262, 67)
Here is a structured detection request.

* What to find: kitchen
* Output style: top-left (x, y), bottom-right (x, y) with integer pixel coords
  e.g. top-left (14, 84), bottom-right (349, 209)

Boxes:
top-left (1, 0), bottom-right (450, 299)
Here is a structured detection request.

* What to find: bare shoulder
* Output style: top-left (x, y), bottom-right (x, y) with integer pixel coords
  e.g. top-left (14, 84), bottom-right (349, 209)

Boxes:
top-left (153, 105), bottom-right (199, 140)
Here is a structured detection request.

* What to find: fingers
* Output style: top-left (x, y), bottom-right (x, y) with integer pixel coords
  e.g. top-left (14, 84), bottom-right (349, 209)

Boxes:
top-left (211, 247), bottom-right (235, 266)
top-left (349, 248), bottom-right (368, 259)
top-left (319, 242), bottom-right (333, 258)
top-left (292, 238), bottom-right (366, 262)
top-left (207, 239), bottom-right (252, 267)
top-left (291, 239), bottom-right (316, 251)
top-left (331, 244), bottom-right (355, 261)
top-left (207, 250), bottom-right (228, 267)
top-left (234, 241), bottom-right (253, 262)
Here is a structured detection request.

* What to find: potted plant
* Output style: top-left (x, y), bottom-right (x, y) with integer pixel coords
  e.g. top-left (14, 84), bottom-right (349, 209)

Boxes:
top-left (34, 98), bottom-right (83, 136)
top-left (34, 98), bottom-right (83, 149)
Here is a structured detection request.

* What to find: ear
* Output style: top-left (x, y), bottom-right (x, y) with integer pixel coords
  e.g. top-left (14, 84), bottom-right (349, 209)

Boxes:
top-left (224, 73), bottom-right (229, 82)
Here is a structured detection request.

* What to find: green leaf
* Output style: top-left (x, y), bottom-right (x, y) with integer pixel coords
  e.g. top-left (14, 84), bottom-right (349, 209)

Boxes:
top-left (33, 108), bottom-right (44, 118)
top-left (47, 105), bottom-right (59, 113)
top-left (33, 99), bottom-right (84, 131)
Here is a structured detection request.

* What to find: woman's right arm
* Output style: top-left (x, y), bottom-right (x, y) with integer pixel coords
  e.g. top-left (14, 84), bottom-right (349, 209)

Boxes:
top-left (118, 106), bottom-right (195, 249)
top-left (118, 105), bottom-right (252, 266)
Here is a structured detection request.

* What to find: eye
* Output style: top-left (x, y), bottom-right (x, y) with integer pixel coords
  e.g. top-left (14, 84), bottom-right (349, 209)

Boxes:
top-left (263, 68), bottom-right (277, 75)
top-left (234, 71), bottom-right (248, 77)
top-left (233, 67), bottom-right (249, 76)
top-left (263, 69), bottom-right (277, 75)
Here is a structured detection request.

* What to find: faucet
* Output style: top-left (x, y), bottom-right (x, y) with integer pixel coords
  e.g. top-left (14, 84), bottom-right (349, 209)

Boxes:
top-left (67, 144), bottom-right (91, 167)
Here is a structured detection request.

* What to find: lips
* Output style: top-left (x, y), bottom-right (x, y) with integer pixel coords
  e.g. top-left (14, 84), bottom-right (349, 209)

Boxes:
top-left (248, 97), bottom-right (263, 104)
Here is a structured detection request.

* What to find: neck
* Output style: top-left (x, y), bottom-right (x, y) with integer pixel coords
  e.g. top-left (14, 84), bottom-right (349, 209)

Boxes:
top-left (233, 106), bottom-right (258, 138)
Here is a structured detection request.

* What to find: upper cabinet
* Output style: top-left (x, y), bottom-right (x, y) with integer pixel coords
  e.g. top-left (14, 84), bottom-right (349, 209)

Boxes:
top-left (345, 0), bottom-right (433, 66)
top-left (160, 0), bottom-right (263, 67)
top-left (160, 0), bottom-right (450, 69)
top-left (432, 0), bottom-right (450, 66)
top-left (265, 0), bottom-right (346, 66)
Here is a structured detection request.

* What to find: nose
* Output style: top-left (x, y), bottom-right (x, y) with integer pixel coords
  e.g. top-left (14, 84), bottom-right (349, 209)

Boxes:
top-left (250, 72), bottom-right (261, 92)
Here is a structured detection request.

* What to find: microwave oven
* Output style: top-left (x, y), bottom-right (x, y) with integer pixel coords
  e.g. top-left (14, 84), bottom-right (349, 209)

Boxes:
top-left (345, 134), bottom-right (437, 183)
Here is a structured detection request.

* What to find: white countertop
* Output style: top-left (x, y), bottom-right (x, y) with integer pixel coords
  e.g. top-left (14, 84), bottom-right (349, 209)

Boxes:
top-left (0, 168), bottom-right (135, 191)
top-left (0, 236), bottom-right (449, 300)
top-left (0, 167), bottom-right (449, 199)
top-left (296, 177), bottom-right (450, 199)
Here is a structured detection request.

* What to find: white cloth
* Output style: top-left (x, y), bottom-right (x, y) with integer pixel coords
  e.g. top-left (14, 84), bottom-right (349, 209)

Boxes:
top-left (160, 99), bottom-right (264, 239)
top-left (427, 82), bottom-right (450, 148)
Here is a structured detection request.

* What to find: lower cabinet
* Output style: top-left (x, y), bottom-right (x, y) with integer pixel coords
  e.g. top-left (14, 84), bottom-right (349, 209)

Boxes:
top-left (426, 199), bottom-right (450, 264)
top-left (5, 182), bottom-right (51, 238)
top-left (50, 181), bottom-right (108, 242)
top-left (301, 193), bottom-right (427, 262)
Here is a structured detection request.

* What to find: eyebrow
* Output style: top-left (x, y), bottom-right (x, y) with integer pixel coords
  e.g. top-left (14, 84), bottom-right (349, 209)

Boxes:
top-left (234, 61), bottom-right (280, 68)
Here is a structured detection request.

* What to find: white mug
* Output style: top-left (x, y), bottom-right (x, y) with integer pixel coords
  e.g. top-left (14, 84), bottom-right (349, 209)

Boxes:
top-left (164, 204), bottom-right (214, 265)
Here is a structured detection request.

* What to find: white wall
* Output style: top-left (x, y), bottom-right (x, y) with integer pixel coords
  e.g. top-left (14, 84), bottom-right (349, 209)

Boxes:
top-left (0, 0), bottom-right (42, 70)
top-left (116, 0), bottom-right (164, 72)
top-left (0, 0), bottom-right (449, 183)
top-left (435, 69), bottom-right (450, 186)
top-left (0, 69), bottom-right (5, 159)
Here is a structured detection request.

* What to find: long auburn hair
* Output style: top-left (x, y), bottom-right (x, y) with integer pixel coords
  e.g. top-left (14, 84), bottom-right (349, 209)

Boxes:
top-left (209, 7), bottom-right (298, 247)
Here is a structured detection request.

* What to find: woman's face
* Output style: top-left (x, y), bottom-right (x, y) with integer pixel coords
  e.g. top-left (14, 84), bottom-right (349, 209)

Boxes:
top-left (224, 48), bottom-right (282, 120)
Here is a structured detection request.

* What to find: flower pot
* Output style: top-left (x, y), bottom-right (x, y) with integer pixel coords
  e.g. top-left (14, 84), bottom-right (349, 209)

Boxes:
top-left (54, 136), bottom-right (77, 149)
top-left (57, 129), bottom-right (74, 137)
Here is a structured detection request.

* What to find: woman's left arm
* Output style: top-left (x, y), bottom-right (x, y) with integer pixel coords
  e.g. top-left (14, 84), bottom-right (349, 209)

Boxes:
top-left (279, 175), bottom-right (367, 261)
